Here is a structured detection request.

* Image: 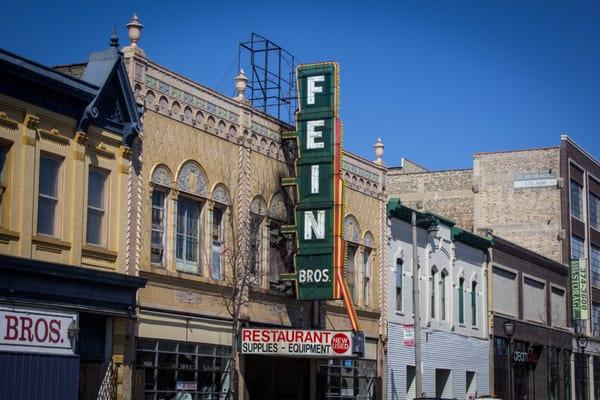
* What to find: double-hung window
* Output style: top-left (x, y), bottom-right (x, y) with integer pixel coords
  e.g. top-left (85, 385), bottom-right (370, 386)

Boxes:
top-left (347, 245), bottom-right (358, 304)
top-left (571, 180), bottom-right (583, 220)
top-left (458, 278), bottom-right (465, 324)
top-left (572, 235), bottom-right (585, 260)
top-left (38, 154), bottom-right (62, 236)
top-left (591, 246), bottom-right (600, 287)
top-left (430, 268), bottom-right (437, 319)
top-left (396, 259), bottom-right (403, 311)
top-left (363, 249), bottom-right (371, 307)
top-left (250, 212), bottom-right (264, 282)
top-left (590, 192), bottom-right (600, 230)
top-left (211, 206), bottom-right (225, 280)
top-left (440, 271), bottom-right (448, 321)
top-left (471, 281), bottom-right (478, 326)
top-left (87, 168), bottom-right (108, 246)
top-left (176, 196), bottom-right (203, 274)
top-left (151, 188), bottom-right (167, 265)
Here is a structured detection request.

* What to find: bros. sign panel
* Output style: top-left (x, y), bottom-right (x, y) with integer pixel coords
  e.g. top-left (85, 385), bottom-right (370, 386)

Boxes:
top-left (288, 62), bottom-right (345, 301)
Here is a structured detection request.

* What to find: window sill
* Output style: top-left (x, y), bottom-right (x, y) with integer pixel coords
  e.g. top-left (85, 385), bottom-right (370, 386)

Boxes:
top-left (82, 244), bottom-right (118, 261)
top-left (395, 310), bottom-right (405, 316)
top-left (32, 234), bottom-right (71, 250)
top-left (0, 226), bottom-right (20, 241)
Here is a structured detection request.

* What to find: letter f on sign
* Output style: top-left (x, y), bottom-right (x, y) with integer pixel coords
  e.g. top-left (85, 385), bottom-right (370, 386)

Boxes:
top-left (307, 76), bottom-right (325, 105)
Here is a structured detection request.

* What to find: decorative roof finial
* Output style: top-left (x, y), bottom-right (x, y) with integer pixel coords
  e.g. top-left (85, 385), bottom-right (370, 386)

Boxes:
top-left (110, 23), bottom-right (119, 48)
top-left (374, 137), bottom-right (384, 166)
top-left (234, 69), bottom-right (249, 102)
top-left (127, 14), bottom-right (143, 48)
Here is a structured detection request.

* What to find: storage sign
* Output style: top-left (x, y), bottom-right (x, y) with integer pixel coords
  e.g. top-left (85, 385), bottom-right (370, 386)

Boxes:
top-left (240, 328), bottom-right (353, 357)
top-left (571, 259), bottom-right (589, 320)
top-left (513, 171), bottom-right (557, 189)
top-left (0, 306), bottom-right (77, 355)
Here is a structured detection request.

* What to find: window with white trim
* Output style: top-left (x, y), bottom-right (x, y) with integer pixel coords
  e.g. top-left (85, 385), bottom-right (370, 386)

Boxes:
top-left (396, 259), bottom-right (403, 311)
top-left (363, 249), bottom-right (371, 307)
top-left (471, 281), bottom-right (478, 326)
top-left (431, 267), bottom-right (437, 319)
top-left (37, 154), bottom-right (62, 236)
top-left (347, 245), bottom-right (358, 304)
top-left (87, 168), bottom-right (108, 246)
top-left (440, 270), bottom-right (448, 321)
top-left (151, 188), bottom-right (167, 265)
top-left (571, 180), bottom-right (583, 220)
top-left (176, 196), bottom-right (203, 274)
top-left (211, 206), bottom-right (225, 280)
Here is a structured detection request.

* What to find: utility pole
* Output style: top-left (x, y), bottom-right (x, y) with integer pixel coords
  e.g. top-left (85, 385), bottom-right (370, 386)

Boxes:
top-left (411, 210), bottom-right (422, 396)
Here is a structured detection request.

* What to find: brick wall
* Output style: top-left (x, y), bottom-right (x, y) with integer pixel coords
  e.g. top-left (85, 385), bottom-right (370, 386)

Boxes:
top-left (387, 168), bottom-right (474, 231)
top-left (474, 148), bottom-right (562, 262)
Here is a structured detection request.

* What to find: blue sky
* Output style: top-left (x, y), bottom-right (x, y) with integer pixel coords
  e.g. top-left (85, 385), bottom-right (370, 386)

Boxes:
top-left (2, 1), bottom-right (599, 169)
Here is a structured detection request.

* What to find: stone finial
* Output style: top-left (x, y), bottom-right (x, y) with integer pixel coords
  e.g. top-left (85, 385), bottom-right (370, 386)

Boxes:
top-left (374, 137), bottom-right (384, 165)
top-left (127, 14), bottom-right (143, 48)
top-left (234, 69), bottom-right (248, 102)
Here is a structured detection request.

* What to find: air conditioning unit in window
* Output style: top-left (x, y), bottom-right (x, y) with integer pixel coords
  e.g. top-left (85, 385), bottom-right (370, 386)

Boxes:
top-left (151, 245), bottom-right (163, 264)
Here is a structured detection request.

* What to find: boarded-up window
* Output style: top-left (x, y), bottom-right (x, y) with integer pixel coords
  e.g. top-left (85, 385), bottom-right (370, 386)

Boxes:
top-left (551, 286), bottom-right (566, 327)
top-left (523, 276), bottom-right (546, 323)
top-left (492, 266), bottom-right (517, 316)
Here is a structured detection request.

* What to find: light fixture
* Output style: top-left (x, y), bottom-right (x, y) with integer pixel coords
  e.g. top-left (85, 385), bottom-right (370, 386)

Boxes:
top-left (67, 319), bottom-right (79, 342)
top-left (578, 334), bottom-right (588, 351)
top-left (503, 320), bottom-right (516, 338)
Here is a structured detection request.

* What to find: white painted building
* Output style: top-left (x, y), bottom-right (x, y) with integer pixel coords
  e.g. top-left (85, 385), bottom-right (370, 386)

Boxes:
top-left (386, 201), bottom-right (491, 399)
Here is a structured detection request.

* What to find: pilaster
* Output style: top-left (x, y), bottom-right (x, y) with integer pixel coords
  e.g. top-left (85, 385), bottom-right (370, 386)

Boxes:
top-left (18, 114), bottom-right (39, 257)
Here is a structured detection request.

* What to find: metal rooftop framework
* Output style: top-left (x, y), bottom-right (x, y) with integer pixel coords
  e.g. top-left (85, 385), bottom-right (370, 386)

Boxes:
top-left (238, 33), bottom-right (297, 125)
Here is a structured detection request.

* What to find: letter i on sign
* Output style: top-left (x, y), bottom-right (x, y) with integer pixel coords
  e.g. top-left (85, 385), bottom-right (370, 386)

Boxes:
top-left (311, 165), bottom-right (319, 194)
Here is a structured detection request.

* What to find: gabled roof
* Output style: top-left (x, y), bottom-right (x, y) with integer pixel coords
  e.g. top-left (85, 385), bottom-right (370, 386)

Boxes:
top-left (77, 44), bottom-right (142, 146)
top-left (0, 41), bottom-right (141, 146)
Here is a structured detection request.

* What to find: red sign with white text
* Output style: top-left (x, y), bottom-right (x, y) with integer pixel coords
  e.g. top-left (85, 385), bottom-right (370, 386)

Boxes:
top-left (240, 328), bottom-right (353, 357)
top-left (0, 306), bottom-right (77, 355)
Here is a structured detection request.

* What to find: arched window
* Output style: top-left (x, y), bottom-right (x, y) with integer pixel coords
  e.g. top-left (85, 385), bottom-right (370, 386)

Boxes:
top-left (210, 184), bottom-right (230, 280)
top-left (347, 245), bottom-right (358, 304)
top-left (471, 281), bottom-right (478, 326)
top-left (458, 278), bottom-right (465, 324)
top-left (440, 270), bottom-right (448, 321)
top-left (175, 161), bottom-right (208, 274)
top-left (268, 192), bottom-right (293, 285)
top-left (150, 164), bottom-right (173, 266)
top-left (396, 259), bottom-right (403, 311)
top-left (431, 267), bottom-right (437, 319)
top-left (362, 248), bottom-right (372, 307)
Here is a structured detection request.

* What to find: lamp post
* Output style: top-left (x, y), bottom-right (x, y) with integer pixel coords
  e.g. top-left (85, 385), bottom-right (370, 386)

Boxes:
top-left (411, 211), bottom-right (439, 396)
top-left (503, 320), bottom-right (516, 400)
top-left (577, 333), bottom-right (588, 399)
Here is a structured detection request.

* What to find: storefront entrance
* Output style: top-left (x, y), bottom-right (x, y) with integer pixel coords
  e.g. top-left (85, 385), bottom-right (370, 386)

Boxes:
top-left (244, 355), bottom-right (310, 400)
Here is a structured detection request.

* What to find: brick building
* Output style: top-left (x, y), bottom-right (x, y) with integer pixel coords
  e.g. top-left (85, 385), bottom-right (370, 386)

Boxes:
top-left (387, 136), bottom-right (600, 398)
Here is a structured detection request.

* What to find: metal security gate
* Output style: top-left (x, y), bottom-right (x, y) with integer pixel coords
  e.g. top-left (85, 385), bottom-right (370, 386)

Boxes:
top-left (0, 352), bottom-right (79, 400)
top-left (79, 360), bottom-right (117, 400)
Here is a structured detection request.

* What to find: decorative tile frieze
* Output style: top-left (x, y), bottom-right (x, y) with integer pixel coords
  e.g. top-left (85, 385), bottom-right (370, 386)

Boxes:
top-left (342, 160), bottom-right (378, 182)
top-left (143, 74), bottom-right (239, 124)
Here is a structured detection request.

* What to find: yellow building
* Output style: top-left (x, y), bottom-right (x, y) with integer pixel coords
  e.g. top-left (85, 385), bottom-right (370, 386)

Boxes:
top-left (120, 16), bottom-right (387, 400)
top-left (0, 38), bottom-right (146, 399)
